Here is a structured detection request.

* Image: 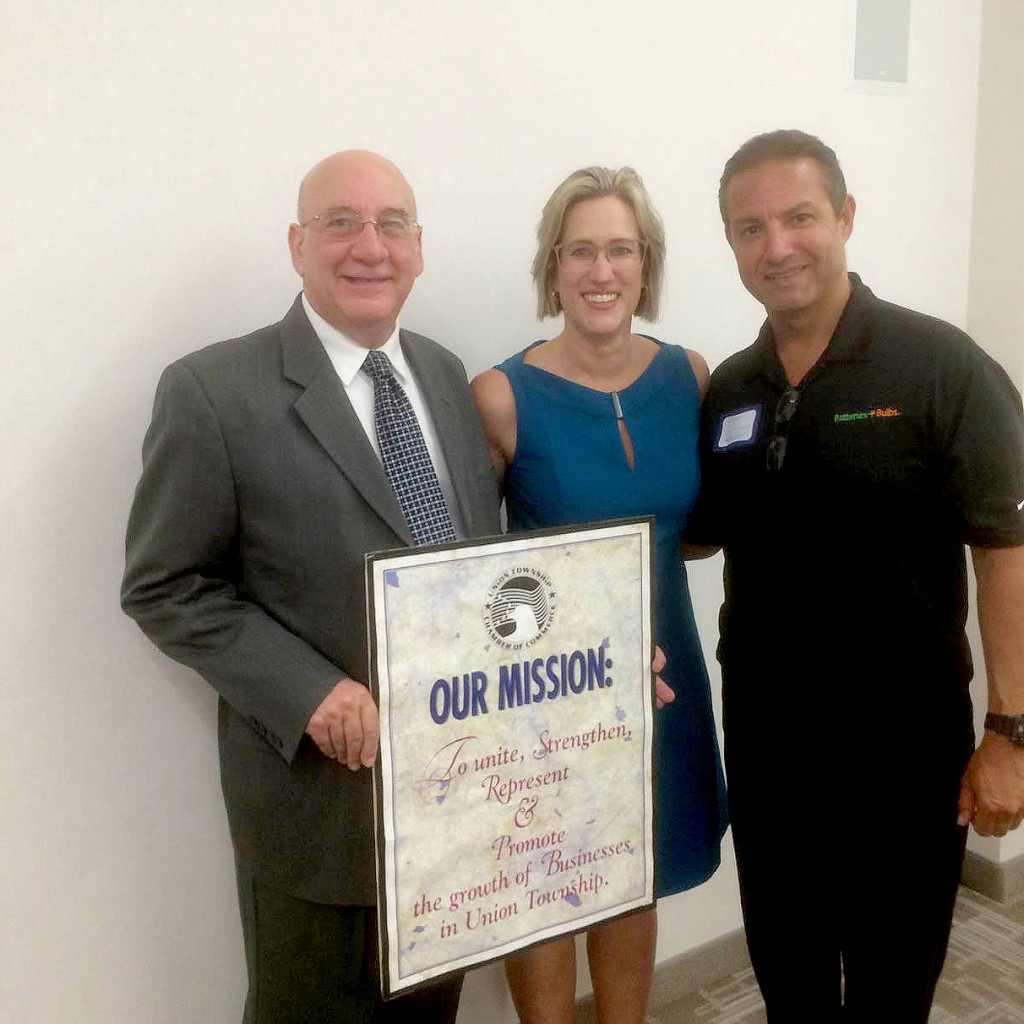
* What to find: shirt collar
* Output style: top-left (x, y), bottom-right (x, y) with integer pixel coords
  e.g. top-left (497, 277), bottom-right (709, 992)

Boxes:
top-left (749, 273), bottom-right (876, 385)
top-left (301, 294), bottom-right (409, 386)
top-left (823, 273), bottom-right (875, 362)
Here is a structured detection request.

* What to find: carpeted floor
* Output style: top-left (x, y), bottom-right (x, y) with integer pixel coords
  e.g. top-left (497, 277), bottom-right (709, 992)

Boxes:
top-left (647, 887), bottom-right (1024, 1023)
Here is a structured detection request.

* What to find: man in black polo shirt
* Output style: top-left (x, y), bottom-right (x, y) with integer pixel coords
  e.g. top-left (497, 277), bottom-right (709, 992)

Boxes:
top-left (688, 130), bottom-right (1024, 1021)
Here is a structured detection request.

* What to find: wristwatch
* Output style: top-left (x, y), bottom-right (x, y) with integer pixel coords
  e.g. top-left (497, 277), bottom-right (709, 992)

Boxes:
top-left (984, 712), bottom-right (1024, 748)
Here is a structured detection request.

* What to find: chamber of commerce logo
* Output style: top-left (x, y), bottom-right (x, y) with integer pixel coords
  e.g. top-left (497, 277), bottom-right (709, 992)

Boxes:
top-left (484, 566), bottom-right (556, 650)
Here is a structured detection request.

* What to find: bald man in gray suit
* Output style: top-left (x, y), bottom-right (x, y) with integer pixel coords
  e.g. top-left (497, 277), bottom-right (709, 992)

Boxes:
top-left (122, 151), bottom-right (500, 1023)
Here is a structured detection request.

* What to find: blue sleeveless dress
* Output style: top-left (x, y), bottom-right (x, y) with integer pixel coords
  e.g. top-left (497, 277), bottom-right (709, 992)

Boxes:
top-left (497, 341), bottom-right (728, 897)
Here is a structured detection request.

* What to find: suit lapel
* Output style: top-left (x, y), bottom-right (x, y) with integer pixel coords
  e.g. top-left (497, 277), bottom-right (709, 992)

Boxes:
top-left (401, 329), bottom-right (474, 533)
top-left (279, 297), bottom-right (414, 545)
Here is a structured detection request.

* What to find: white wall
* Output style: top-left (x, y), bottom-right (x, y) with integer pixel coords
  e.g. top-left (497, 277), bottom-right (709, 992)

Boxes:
top-left (966, 0), bottom-right (1024, 866)
top-left (1, 2), bottom-right (990, 1021)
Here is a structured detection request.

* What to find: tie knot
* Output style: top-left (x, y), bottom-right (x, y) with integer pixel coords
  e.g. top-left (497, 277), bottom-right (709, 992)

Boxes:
top-left (363, 349), bottom-right (394, 385)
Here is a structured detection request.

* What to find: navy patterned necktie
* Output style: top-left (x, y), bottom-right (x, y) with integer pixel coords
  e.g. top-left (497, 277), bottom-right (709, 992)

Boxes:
top-left (362, 349), bottom-right (456, 545)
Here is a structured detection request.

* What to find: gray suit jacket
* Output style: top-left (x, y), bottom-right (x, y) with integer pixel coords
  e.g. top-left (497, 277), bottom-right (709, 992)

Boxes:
top-left (122, 296), bottom-right (500, 904)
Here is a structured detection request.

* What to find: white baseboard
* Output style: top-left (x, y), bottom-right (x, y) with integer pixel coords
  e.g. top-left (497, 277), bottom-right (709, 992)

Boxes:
top-left (962, 849), bottom-right (1024, 903)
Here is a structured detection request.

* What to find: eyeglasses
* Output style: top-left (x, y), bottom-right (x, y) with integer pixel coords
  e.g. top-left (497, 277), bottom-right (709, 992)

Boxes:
top-left (300, 208), bottom-right (421, 241)
top-left (553, 240), bottom-right (646, 269)
top-left (766, 388), bottom-right (801, 471)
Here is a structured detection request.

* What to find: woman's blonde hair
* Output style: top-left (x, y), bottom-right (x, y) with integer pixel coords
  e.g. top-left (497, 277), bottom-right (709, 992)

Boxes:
top-left (531, 165), bottom-right (665, 321)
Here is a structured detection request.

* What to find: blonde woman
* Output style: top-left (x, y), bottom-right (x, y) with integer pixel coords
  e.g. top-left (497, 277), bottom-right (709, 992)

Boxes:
top-left (473, 167), bottom-right (727, 1024)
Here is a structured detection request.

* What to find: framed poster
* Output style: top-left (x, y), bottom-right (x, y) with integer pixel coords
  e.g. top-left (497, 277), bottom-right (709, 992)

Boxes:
top-left (366, 518), bottom-right (655, 998)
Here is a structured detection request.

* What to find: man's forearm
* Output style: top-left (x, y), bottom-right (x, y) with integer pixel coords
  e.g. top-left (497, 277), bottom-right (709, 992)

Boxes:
top-left (972, 544), bottom-right (1024, 715)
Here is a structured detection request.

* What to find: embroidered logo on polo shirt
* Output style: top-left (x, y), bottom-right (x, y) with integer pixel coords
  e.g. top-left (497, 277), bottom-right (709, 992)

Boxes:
top-left (833, 407), bottom-right (902, 423)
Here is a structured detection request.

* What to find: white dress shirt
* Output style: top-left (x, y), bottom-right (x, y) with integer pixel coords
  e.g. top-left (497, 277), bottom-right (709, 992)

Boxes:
top-left (301, 295), bottom-right (465, 537)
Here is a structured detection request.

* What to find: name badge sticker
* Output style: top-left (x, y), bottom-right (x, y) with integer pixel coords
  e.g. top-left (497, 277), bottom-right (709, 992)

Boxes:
top-left (715, 406), bottom-right (761, 451)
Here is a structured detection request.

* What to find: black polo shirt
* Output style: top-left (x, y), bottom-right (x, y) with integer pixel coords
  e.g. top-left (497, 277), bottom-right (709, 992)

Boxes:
top-left (688, 275), bottom-right (1024, 741)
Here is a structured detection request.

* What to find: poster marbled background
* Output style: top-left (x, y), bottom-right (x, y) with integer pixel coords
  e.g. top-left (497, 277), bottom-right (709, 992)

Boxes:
top-left (371, 524), bottom-right (655, 989)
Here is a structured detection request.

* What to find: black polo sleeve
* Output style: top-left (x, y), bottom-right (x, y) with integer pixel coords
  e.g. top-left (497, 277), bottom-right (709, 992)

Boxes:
top-left (935, 333), bottom-right (1024, 547)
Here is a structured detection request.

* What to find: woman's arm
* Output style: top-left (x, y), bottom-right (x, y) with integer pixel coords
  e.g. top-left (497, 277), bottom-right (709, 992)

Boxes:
top-left (471, 368), bottom-right (518, 493)
top-left (685, 348), bottom-right (711, 400)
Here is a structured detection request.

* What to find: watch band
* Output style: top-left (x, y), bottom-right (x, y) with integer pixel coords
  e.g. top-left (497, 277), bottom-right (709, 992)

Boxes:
top-left (983, 712), bottom-right (1024, 748)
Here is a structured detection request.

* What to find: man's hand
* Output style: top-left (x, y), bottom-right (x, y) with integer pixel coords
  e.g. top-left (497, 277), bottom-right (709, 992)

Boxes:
top-left (653, 645), bottom-right (675, 709)
top-left (306, 678), bottom-right (380, 771)
top-left (957, 732), bottom-right (1024, 836)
